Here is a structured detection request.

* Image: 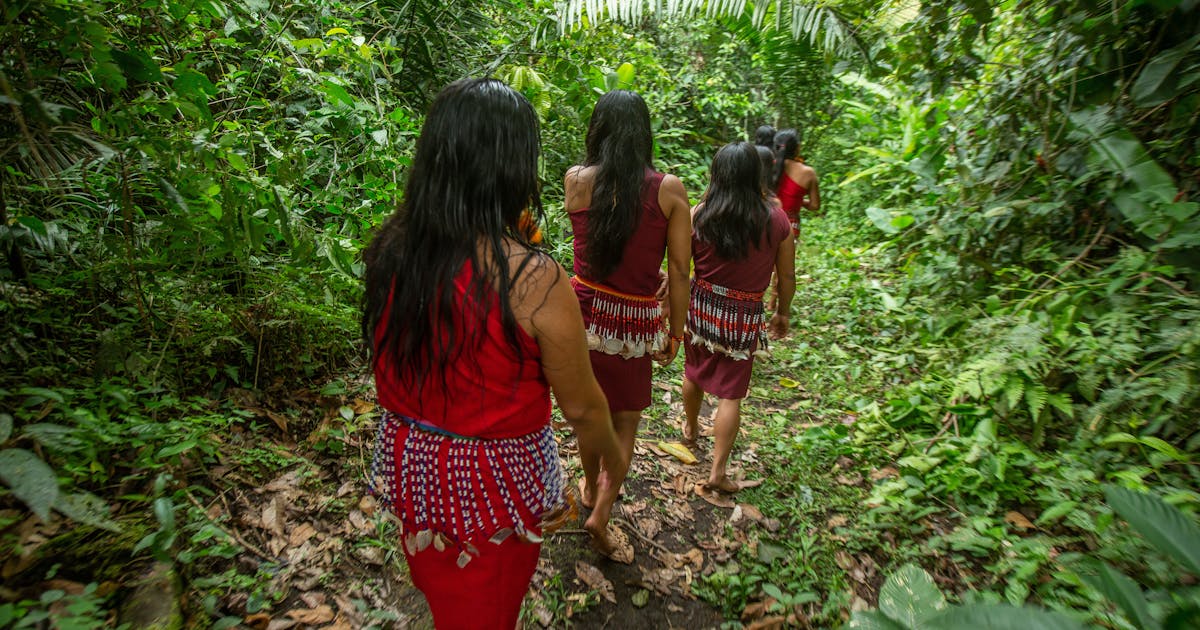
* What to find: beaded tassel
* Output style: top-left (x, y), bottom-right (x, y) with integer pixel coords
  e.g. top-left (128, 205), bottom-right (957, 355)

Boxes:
top-left (572, 276), bottom-right (666, 358)
top-left (687, 278), bottom-right (769, 361)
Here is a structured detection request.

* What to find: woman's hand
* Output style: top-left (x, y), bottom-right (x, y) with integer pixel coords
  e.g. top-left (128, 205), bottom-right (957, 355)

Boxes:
top-left (653, 336), bottom-right (680, 365)
top-left (768, 312), bottom-right (790, 339)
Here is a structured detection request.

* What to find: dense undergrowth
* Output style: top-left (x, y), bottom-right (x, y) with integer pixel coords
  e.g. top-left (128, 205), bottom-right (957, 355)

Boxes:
top-left (3, 0), bottom-right (1200, 627)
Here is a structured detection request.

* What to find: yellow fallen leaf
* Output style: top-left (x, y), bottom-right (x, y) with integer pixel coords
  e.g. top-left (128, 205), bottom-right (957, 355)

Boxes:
top-left (657, 441), bottom-right (697, 464)
top-left (778, 377), bottom-right (799, 388)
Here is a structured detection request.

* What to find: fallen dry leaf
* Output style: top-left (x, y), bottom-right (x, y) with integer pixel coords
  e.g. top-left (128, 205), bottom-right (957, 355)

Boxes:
top-left (287, 605), bottom-right (335, 625)
top-left (574, 561), bottom-right (616, 603)
top-left (695, 483), bottom-right (736, 508)
top-left (827, 514), bottom-right (848, 528)
top-left (289, 523), bottom-right (317, 547)
top-left (870, 466), bottom-right (899, 481)
top-left (1005, 510), bottom-right (1035, 530)
top-left (347, 510), bottom-right (371, 533)
top-left (300, 591), bottom-right (327, 609)
top-left (739, 503), bottom-right (764, 522)
top-left (637, 517), bottom-right (661, 540)
top-left (836, 472), bottom-right (864, 486)
top-left (358, 494), bottom-right (377, 517)
top-left (350, 399), bottom-right (375, 415)
top-left (745, 615), bottom-right (786, 630)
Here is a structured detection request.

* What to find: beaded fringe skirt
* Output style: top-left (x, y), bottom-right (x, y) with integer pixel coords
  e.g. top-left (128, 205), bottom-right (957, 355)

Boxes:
top-left (368, 410), bottom-right (565, 568)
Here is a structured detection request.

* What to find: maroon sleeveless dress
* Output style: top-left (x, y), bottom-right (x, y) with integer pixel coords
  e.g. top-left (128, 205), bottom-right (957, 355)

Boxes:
top-left (570, 170), bottom-right (669, 412)
top-left (684, 205), bottom-right (791, 399)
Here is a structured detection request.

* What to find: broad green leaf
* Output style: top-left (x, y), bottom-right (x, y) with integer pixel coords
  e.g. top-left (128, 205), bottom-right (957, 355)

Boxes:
top-left (320, 81), bottom-right (355, 107)
top-left (0, 448), bottom-right (59, 521)
top-left (16, 216), bottom-right (47, 236)
top-left (1036, 501), bottom-right (1078, 526)
top-left (325, 27), bottom-right (350, 37)
top-left (157, 440), bottom-right (198, 458)
top-left (0, 414), bottom-right (10, 443)
top-left (877, 563), bottom-right (946, 629)
top-left (615, 62), bottom-right (635, 88)
top-left (927, 603), bottom-right (1088, 629)
top-left (1132, 34), bottom-right (1200, 107)
top-left (1075, 560), bottom-right (1159, 630)
top-left (111, 46), bottom-right (163, 83)
top-left (54, 491), bottom-right (121, 533)
top-left (1105, 485), bottom-right (1200, 575)
top-left (866, 206), bottom-right (901, 233)
top-left (849, 610), bottom-right (910, 630)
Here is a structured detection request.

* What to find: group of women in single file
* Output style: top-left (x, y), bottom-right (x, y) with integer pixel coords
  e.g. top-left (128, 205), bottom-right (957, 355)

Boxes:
top-left (362, 78), bottom-right (820, 628)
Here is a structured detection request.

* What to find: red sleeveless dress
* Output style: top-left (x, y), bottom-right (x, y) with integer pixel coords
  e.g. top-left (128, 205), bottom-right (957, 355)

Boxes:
top-left (685, 206), bottom-right (791, 399)
top-left (569, 169), bottom-right (669, 411)
top-left (370, 261), bottom-right (561, 629)
top-left (776, 174), bottom-right (807, 237)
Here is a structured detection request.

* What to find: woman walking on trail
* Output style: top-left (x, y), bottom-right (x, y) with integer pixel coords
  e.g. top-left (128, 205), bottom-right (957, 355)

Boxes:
top-left (682, 142), bottom-right (795, 493)
top-left (362, 78), bottom-right (627, 630)
top-left (564, 90), bottom-right (692, 559)
top-left (772, 128), bottom-right (821, 238)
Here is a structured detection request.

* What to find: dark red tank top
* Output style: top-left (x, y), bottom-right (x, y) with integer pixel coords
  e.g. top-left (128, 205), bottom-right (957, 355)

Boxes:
top-left (569, 169), bottom-right (668, 295)
top-left (775, 174), bottom-right (807, 226)
top-left (372, 261), bottom-right (550, 439)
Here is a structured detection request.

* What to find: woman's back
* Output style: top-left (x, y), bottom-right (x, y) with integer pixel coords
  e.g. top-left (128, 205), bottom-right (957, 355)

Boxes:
top-left (567, 167), bottom-right (669, 295)
top-left (372, 258), bottom-right (550, 439)
top-left (692, 205), bottom-right (791, 293)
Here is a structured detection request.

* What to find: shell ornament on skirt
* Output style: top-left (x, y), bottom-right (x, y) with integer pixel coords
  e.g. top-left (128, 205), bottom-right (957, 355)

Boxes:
top-left (571, 275), bottom-right (667, 359)
top-left (687, 277), bottom-right (769, 361)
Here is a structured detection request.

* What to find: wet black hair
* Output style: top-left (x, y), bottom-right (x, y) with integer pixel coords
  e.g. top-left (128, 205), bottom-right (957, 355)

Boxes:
top-left (362, 78), bottom-right (544, 393)
top-left (754, 125), bottom-right (776, 147)
top-left (694, 142), bottom-right (773, 261)
top-left (755, 145), bottom-right (775, 195)
top-left (579, 90), bottom-right (654, 281)
top-left (771, 128), bottom-right (799, 189)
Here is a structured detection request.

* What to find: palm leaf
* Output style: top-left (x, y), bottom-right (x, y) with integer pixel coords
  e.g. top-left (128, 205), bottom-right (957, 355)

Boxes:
top-left (556, 0), bottom-right (872, 60)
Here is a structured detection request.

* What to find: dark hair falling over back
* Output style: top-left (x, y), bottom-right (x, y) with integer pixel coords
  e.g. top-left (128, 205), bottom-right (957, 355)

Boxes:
top-left (580, 90), bottom-right (654, 281)
top-left (361, 78), bottom-right (544, 391)
top-left (771, 128), bottom-right (799, 189)
top-left (694, 142), bottom-right (773, 261)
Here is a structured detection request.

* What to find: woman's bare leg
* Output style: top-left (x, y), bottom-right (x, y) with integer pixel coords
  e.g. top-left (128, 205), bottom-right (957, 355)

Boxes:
top-left (681, 376), bottom-right (703, 445)
top-left (706, 398), bottom-right (743, 492)
top-left (584, 410), bottom-right (640, 552)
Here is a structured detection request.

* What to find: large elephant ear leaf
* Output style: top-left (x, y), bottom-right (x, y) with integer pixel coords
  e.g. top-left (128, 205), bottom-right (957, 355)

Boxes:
top-left (876, 563), bottom-right (946, 629)
top-left (1105, 484), bottom-right (1200, 576)
top-left (926, 603), bottom-right (1088, 629)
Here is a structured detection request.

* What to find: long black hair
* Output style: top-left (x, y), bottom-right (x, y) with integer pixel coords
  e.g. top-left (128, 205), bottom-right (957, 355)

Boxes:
top-left (580, 90), bottom-right (654, 281)
top-left (756, 145), bottom-right (775, 195)
top-left (771, 128), bottom-right (800, 189)
top-left (754, 125), bottom-right (776, 147)
top-left (694, 142), bottom-right (773, 261)
top-left (361, 78), bottom-right (544, 390)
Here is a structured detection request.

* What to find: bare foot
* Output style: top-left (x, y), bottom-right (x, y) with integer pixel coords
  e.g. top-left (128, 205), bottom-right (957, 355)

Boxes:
top-left (704, 476), bottom-right (740, 494)
top-left (578, 477), bottom-right (596, 510)
top-left (585, 517), bottom-right (633, 564)
top-left (680, 417), bottom-right (699, 448)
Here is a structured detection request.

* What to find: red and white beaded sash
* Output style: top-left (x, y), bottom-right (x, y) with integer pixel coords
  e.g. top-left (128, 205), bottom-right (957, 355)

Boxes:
top-left (368, 410), bottom-right (565, 568)
top-left (687, 278), bottom-right (769, 361)
top-left (571, 275), bottom-right (666, 359)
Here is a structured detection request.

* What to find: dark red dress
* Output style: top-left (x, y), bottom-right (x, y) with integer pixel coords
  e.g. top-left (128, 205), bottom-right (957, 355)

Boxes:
top-left (685, 206), bottom-right (791, 399)
top-left (570, 170), bottom-right (669, 412)
top-left (370, 261), bottom-right (561, 629)
top-left (776, 174), bottom-right (807, 236)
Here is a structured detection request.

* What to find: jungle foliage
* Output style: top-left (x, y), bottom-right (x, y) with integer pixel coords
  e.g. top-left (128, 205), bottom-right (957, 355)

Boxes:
top-left (1, 0), bottom-right (1199, 627)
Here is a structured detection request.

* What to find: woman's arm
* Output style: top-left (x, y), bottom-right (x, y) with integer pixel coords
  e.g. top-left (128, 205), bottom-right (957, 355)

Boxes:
top-left (768, 231), bottom-right (796, 339)
top-left (803, 165), bottom-right (820, 213)
top-left (656, 174), bottom-right (692, 363)
top-left (515, 256), bottom-right (627, 504)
